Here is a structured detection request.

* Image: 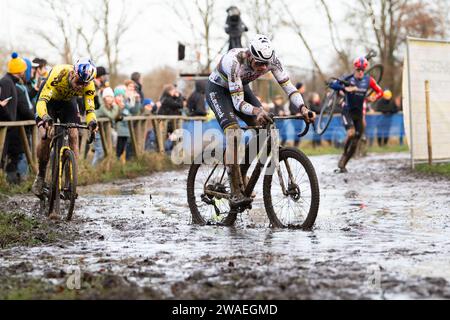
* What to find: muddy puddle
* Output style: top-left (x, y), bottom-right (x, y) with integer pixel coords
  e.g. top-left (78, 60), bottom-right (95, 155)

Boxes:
top-left (1, 153), bottom-right (450, 299)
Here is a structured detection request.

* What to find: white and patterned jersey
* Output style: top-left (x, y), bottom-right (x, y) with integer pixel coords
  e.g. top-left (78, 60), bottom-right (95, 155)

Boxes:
top-left (209, 48), bottom-right (304, 115)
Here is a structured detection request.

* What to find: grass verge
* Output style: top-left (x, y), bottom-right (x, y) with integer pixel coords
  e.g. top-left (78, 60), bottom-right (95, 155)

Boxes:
top-left (0, 153), bottom-right (178, 195)
top-left (0, 273), bottom-right (165, 300)
top-left (416, 163), bottom-right (450, 178)
top-left (77, 153), bottom-right (178, 186)
top-left (0, 212), bottom-right (62, 249)
top-left (299, 144), bottom-right (409, 157)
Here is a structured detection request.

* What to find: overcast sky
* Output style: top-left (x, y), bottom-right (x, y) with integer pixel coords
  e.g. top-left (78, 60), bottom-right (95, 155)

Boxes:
top-left (0, 0), bottom-right (364, 75)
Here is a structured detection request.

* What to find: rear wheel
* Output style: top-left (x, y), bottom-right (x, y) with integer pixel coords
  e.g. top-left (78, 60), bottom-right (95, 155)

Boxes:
top-left (187, 161), bottom-right (238, 226)
top-left (263, 148), bottom-right (320, 230)
top-left (60, 150), bottom-right (78, 221)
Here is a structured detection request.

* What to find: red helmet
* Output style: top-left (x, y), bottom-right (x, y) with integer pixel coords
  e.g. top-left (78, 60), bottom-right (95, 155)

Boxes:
top-left (353, 57), bottom-right (369, 71)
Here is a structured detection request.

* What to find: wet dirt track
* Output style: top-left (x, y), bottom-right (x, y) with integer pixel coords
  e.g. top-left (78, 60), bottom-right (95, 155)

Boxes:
top-left (1, 153), bottom-right (450, 299)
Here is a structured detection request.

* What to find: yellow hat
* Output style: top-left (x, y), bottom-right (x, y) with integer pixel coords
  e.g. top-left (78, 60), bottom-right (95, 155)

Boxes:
top-left (383, 90), bottom-right (393, 100)
top-left (8, 52), bottom-right (27, 74)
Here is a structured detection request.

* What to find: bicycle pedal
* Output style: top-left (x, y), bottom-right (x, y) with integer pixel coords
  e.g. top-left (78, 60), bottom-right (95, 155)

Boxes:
top-left (230, 197), bottom-right (252, 209)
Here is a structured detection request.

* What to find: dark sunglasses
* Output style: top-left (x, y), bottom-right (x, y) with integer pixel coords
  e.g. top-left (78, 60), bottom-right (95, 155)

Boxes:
top-left (254, 60), bottom-right (269, 67)
top-left (74, 76), bottom-right (89, 86)
top-left (356, 68), bottom-right (365, 72)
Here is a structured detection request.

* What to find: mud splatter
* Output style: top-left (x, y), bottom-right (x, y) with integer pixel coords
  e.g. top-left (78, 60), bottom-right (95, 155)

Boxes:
top-left (1, 153), bottom-right (449, 299)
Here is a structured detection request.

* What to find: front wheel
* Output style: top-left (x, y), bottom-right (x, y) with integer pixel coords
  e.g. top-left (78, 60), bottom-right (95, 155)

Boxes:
top-left (366, 64), bottom-right (384, 97)
top-left (263, 148), bottom-right (320, 230)
top-left (316, 89), bottom-right (338, 135)
top-left (60, 150), bottom-right (78, 221)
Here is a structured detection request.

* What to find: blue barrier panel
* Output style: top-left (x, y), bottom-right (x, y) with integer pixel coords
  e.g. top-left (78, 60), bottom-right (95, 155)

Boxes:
top-left (182, 114), bottom-right (405, 146)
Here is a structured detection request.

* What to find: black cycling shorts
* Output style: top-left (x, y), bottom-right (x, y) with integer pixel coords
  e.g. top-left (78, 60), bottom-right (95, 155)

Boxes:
top-left (35, 84), bottom-right (81, 124)
top-left (206, 81), bottom-right (261, 130)
top-left (342, 108), bottom-right (364, 134)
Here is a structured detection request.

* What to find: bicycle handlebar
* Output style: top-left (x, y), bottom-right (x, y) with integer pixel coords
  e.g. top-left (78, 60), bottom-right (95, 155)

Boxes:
top-left (243, 114), bottom-right (313, 138)
top-left (328, 77), bottom-right (351, 87)
top-left (365, 49), bottom-right (377, 61)
top-left (53, 123), bottom-right (90, 130)
top-left (48, 123), bottom-right (96, 144)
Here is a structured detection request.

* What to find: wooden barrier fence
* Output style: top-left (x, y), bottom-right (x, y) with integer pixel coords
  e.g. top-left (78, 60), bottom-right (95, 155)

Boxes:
top-left (0, 115), bottom-right (207, 173)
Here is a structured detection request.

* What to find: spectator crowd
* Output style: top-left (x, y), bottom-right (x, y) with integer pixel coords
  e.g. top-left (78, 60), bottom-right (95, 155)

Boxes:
top-left (1, 52), bottom-right (403, 185)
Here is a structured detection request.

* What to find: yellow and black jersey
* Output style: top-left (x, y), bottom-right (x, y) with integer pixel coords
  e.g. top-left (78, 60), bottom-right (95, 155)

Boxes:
top-left (36, 64), bottom-right (97, 124)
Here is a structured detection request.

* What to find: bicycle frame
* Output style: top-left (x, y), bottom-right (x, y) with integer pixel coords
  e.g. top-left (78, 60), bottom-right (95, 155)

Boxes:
top-left (203, 116), bottom-right (309, 201)
top-left (50, 124), bottom-right (88, 187)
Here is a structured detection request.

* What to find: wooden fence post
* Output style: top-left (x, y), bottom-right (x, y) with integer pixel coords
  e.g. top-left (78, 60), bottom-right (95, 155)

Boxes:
top-left (19, 126), bottom-right (37, 174)
top-left (425, 80), bottom-right (433, 166)
top-left (128, 119), bottom-right (142, 157)
top-left (98, 122), bottom-right (109, 158)
top-left (136, 120), bottom-right (143, 154)
top-left (0, 127), bottom-right (7, 160)
top-left (104, 121), bottom-right (114, 155)
top-left (159, 120), bottom-right (167, 154)
top-left (31, 126), bottom-right (38, 165)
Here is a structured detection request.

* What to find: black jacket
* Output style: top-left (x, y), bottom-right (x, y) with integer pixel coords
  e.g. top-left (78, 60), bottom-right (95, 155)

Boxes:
top-left (187, 81), bottom-right (207, 116)
top-left (6, 85), bottom-right (35, 156)
top-left (375, 98), bottom-right (397, 114)
top-left (133, 81), bottom-right (145, 103)
top-left (0, 73), bottom-right (19, 121)
top-left (158, 94), bottom-right (184, 116)
top-left (225, 16), bottom-right (248, 38)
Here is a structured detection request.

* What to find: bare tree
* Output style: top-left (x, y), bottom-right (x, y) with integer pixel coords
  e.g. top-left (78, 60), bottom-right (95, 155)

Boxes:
top-left (0, 45), bottom-right (9, 75)
top-left (195, 0), bottom-right (216, 73)
top-left (437, 0), bottom-right (450, 38)
top-left (143, 66), bottom-right (178, 100)
top-left (170, 0), bottom-right (217, 74)
top-left (76, 10), bottom-right (102, 63)
top-left (280, 0), bottom-right (327, 83)
top-left (319, 0), bottom-right (351, 73)
top-left (92, 0), bottom-right (136, 86)
top-left (244, 0), bottom-right (283, 36)
top-left (349, 0), bottom-right (446, 93)
top-left (36, 0), bottom-right (79, 64)
top-left (32, 0), bottom-right (136, 85)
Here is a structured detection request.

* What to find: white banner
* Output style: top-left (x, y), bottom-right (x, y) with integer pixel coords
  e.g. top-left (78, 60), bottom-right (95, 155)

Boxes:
top-left (403, 38), bottom-right (450, 166)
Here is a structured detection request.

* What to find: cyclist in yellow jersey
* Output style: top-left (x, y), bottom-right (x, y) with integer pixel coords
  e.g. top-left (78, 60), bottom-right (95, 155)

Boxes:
top-left (32, 58), bottom-right (98, 197)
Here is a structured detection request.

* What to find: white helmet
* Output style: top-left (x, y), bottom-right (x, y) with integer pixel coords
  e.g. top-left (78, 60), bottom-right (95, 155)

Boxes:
top-left (249, 34), bottom-right (274, 62)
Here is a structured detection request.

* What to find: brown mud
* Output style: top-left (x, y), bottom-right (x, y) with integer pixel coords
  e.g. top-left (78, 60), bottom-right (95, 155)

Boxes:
top-left (1, 153), bottom-right (449, 300)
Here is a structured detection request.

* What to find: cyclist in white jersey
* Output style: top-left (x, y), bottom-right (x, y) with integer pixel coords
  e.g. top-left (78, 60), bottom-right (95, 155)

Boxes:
top-left (206, 34), bottom-right (316, 209)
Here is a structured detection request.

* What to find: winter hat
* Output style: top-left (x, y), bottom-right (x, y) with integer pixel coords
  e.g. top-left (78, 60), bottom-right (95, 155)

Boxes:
top-left (383, 90), bottom-right (393, 100)
top-left (102, 87), bottom-right (115, 99)
top-left (143, 98), bottom-right (154, 106)
top-left (114, 87), bottom-right (126, 97)
top-left (23, 58), bottom-right (33, 82)
top-left (96, 66), bottom-right (108, 77)
top-left (8, 52), bottom-right (27, 74)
